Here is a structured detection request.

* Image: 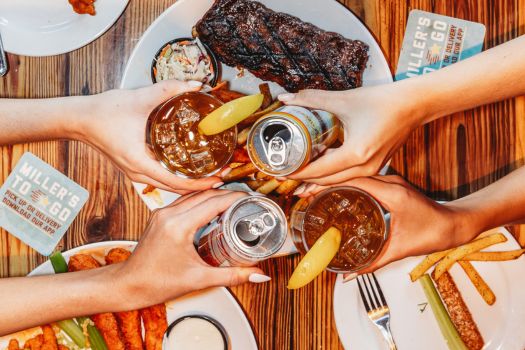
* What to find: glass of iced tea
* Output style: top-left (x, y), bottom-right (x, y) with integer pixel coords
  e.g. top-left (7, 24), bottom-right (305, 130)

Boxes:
top-left (146, 92), bottom-right (237, 178)
top-left (290, 187), bottom-right (388, 273)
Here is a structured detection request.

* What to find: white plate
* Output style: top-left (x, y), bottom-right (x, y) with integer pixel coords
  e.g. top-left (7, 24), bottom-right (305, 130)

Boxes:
top-left (0, 0), bottom-right (129, 56)
top-left (120, 0), bottom-right (393, 211)
top-left (0, 241), bottom-right (258, 350)
top-left (333, 227), bottom-right (525, 350)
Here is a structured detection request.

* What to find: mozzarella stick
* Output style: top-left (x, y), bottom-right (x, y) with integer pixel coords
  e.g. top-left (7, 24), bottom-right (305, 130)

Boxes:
top-left (41, 325), bottom-right (58, 350)
top-left (68, 255), bottom-right (125, 350)
top-left (140, 305), bottom-right (168, 350)
top-left (105, 248), bottom-right (144, 350)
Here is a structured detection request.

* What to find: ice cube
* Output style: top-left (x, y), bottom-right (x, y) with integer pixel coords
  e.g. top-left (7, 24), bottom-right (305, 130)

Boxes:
top-left (306, 214), bottom-right (326, 226)
top-left (325, 193), bottom-right (352, 216)
top-left (190, 148), bottom-right (215, 172)
top-left (163, 144), bottom-right (190, 166)
top-left (340, 236), bottom-right (372, 265)
top-left (155, 123), bottom-right (177, 145)
top-left (177, 102), bottom-right (200, 130)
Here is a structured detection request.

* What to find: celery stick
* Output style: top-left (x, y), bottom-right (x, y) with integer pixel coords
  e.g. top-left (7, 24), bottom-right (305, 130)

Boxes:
top-left (50, 252), bottom-right (68, 274)
top-left (88, 324), bottom-right (108, 350)
top-left (419, 274), bottom-right (468, 350)
top-left (57, 319), bottom-right (86, 348)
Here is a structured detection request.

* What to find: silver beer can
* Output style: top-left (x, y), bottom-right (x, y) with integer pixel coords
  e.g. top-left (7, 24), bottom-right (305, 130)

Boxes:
top-left (247, 105), bottom-right (340, 176)
top-left (197, 195), bottom-right (287, 267)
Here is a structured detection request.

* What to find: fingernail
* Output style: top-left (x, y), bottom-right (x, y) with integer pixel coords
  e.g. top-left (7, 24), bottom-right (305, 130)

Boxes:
top-left (188, 81), bottom-right (203, 88)
top-left (343, 273), bottom-right (358, 283)
top-left (212, 182), bottom-right (224, 189)
top-left (276, 176), bottom-right (287, 181)
top-left (278, 93), bottom-right (296, 102)
top-left (221, 167), bottom-right (232, 178)
top-left (293, 184), bottom-right (306, 196)
top-left (249, 273), bottom-right (271, 283)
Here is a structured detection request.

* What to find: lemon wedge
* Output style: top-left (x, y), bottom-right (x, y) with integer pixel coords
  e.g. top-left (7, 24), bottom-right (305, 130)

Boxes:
top-left (287, 227), bottom-right (342, 289)
top-left (198, 94), bottom-right (264, 135)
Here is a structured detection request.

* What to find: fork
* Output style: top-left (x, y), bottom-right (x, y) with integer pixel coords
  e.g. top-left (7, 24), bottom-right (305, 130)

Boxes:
top-left (356, 273), bottom-right (397, 350)
top-left (0, 30), bottom-right (7, 76)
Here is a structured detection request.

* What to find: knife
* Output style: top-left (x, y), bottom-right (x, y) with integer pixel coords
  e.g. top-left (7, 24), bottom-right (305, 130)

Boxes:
top-left (0, 30), bottom-right (8, 76)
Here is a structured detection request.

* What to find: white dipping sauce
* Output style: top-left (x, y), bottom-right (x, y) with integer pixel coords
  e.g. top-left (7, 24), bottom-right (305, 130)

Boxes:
top-left (166, 317), bottom-right (225, 350)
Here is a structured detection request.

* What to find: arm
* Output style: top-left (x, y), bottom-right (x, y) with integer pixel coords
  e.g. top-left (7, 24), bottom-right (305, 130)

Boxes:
top-left (0, 80), bottom-right (221, 192)
top-left (0, 190), bottom-right (268, 335)
top-left (278, 35), bottom-right (525, 185)
top-left (305, 168), bottom-right (525, 279)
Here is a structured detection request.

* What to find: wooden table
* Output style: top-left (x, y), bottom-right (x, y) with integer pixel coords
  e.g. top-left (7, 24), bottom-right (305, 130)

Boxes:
top-left (1, 0), bottom-right (524, 349)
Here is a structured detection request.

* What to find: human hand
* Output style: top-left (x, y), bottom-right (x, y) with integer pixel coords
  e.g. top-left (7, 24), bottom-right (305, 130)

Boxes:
top-left (118, 190), bottom-right (269, 308)
top-left (298, 176), bottom-right (476, 280)
top-left (78, 80), bottom-right (223, 194)
top-left (278, 83), bottom-right (422, 185)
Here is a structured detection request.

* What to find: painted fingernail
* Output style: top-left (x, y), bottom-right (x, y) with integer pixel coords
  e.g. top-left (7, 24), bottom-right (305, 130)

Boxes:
top-left (278, 93), bottom-right (296, 102)
top-left (212, 182), bottom-right (224, 189)
top-left (249, 273), bottom-right (271, 283)
top-left (221, 167), bottom-right (232, 178)
top-left (188, 81), bottom-right (203, 88)
top-left (293, 184), bottom-right (307, 196)
top-left (343, 273), bottom-right (358, 283)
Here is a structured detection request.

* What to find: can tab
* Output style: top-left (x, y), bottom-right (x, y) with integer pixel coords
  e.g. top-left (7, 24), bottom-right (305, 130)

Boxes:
top-left (267, 136), bottom-right (287, 167)
top-left (235, 210), bottom-right (277, 247)
top-left (261, 124), bottom-right (293, 168)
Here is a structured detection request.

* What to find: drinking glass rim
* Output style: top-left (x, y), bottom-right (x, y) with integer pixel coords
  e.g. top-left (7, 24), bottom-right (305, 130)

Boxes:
top-left (146, 91), bottom-right (238, 179)
top-left (300, 186), bottom-right (389, 274)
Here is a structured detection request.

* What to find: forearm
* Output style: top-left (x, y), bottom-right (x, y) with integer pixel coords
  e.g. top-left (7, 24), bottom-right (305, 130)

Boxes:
top-left (446, 166), bottom-right (525, 242)
top-left (0, 264), bottom-right (129, 335)
top-left (397, 35), bottom-right (525, 125)
top-left (0, 96), bottom-right (91, 145)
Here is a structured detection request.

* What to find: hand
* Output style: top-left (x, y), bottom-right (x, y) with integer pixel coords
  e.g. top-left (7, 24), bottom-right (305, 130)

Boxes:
top-left (278, 83), bottom-right (422, 185)
top-left (78, 80), bottom-right (223, 194)
top-left (299, 176), bottom-right (476, 279)
top-left (118, 190), bottom-right (269, 308)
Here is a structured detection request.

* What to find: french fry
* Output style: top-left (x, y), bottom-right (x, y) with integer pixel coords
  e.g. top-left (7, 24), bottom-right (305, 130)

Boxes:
top-left (275, 179), bottom-right (301, 195)
top-left (409, 248), bottom-right (454, 282)
top-left (240, 100), bottom-right (283, 126)
top-left (433, 233), bottom-right (507, 280)
top-left (246, 179), bottom-right (267, 190)
top-left (237, 127), bottom-right (251, 145)
top-left (458, 260), bottom-right (496, 305)
top-left (228, 162), bottom-right (245, 169)
top-left (256, 171), bottom-right (272, 180)
top-left (223, 163), bottom-right (257, 181)
top-left (461, 249), bottom-right (525, 261)
top-left (259, 83), bottom-right (272, 109)
top-left (256, 179), bottom-right (281, 194)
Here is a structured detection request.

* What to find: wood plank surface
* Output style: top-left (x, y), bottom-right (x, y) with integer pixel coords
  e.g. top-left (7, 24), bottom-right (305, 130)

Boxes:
top-left (0, 1), bottom-right (524, 349)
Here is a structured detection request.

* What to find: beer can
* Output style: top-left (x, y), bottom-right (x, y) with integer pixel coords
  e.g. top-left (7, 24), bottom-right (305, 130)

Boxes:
top-left (197, 195), bottom-right (287, 267)
top-left (247, 106), bottom-right (340, 176)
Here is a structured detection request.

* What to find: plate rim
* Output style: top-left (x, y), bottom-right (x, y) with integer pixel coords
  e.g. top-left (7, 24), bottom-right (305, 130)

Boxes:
top-left (0, 0), bottom-right (130, 57)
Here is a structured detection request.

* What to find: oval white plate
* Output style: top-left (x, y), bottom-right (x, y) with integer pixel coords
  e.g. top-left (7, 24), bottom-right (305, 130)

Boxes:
top-left (333, 227), bottom-right (525, 350)
top-left (120, 0), bottom-right (393, 211)
top-left (0, 241), bottom-right (258, 349)
top-left (0, 0), bottom-right (129, 56)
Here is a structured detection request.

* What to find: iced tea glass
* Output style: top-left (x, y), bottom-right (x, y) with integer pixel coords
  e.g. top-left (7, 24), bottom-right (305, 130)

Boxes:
top-left (146, 92), bottom-right (237, 178)
top-left (290, 186), bottom-right (388, 273)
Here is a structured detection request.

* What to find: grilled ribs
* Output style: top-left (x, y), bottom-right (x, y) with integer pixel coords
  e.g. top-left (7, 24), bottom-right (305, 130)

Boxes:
top-left (194, 0), bottom-right (369, 92)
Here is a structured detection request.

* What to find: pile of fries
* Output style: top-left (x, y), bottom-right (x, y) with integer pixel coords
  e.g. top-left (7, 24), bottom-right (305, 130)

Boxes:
top-left (410, 229), bottom-right (525, 349)
top-left (144, 81), bottom-right (309, 214)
